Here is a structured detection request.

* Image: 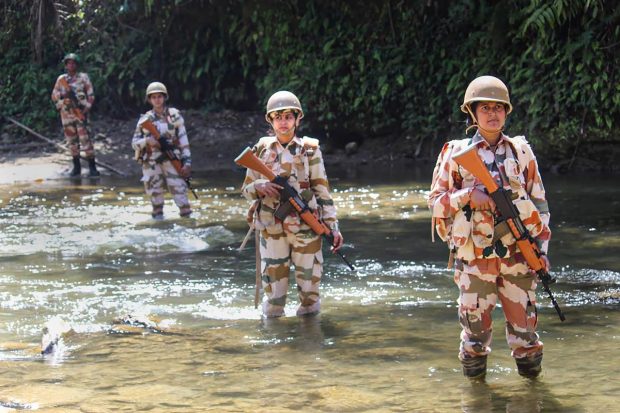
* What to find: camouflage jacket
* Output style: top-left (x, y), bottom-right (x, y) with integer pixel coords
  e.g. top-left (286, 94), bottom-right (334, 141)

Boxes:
top-left (51, 72), bottom-right (94, 119)
top-left (241, 135), bottom-right (338, 233)
top-left (428, 132), bottom-right (551, 261)
top-left (131, 107), bottom-right (191, 166)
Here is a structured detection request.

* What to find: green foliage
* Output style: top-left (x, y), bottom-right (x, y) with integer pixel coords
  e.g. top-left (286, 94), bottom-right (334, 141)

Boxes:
top-left (1, 0), bottom-right (619, 168)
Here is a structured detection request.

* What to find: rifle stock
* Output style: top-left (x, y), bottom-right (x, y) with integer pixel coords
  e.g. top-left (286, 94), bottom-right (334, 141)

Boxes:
top-left (140, 119), bottom-right (198, 199)
top-left (452, 143), bottom-right (565, 321)
top-left (235, 147), bottom-right (354, 271)
top-left (58, 77), bottom-right (86, 122)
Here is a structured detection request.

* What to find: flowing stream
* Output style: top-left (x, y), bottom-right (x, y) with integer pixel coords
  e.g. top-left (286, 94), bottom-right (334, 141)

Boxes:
top-left (0, 166), bottom-right (618, 412)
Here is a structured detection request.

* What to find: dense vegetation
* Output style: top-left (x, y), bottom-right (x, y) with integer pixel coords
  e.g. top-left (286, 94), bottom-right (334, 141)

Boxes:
top-left (1, 0), bottom-right (619, 169)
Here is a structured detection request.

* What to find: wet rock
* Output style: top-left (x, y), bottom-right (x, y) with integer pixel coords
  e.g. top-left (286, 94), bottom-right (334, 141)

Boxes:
top-left (41, 317), bottom-right (74, 354)
top-left (598, 290), bottom-right (620, 301)
top-left (309, 385), bottom-right (387, 412)
top-left (345, 141), bottom-right (359, 155)
top-left (110, 312), bottom-right (179, 335)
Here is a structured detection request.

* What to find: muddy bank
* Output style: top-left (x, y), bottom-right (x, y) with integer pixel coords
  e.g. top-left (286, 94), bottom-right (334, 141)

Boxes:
top-left (0, 110), bottom-right (429, 183)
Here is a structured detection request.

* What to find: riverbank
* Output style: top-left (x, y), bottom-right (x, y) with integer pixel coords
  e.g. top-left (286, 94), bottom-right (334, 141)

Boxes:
top-left (1, 110), bottom-right (429, 184)
top-left (3, 110), bottom-right (618, 184)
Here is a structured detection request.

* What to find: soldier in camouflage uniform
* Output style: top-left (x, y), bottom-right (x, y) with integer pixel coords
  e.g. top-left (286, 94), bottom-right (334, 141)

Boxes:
top-left (428, 76), bottom-right (551, 379)
top-left (51, 53), bottom-right (99, 176)
top-left (132, 82), bottom-right (192, 219)
top-left (241, 91), bottom-right (344, 318)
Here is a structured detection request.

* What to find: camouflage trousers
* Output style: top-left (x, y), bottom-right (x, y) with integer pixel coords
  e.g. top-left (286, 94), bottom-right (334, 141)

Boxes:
top-left (454, 256), bottom-right (543, 361)
top-left (141, 161), bottom-right (191, 217)
top-left (259, 228), bottom-right (323, 317)
top-left (61, 117), bottom-right (94, 158)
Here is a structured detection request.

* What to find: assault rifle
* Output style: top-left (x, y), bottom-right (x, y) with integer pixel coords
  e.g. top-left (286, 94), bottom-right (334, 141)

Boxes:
top-left (58, 76), bottom-right (86, 122)
top-left (235, 147), bottom-right (355, 271)
top-left (140, 119), bottom-right (198, 199)
top-left (453, 143), bottom-right (565, 321)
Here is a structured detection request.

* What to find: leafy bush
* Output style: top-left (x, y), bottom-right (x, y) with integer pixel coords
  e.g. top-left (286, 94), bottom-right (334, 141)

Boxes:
top-left (2, 0), bottom-right (618, 168)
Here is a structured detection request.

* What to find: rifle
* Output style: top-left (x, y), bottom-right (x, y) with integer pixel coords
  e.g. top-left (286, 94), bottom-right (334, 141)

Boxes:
top-left (452, 143), bottom-right (565, 321)
top-left (235, 147), bottom-right (355, 271)
top-left (140, 119), bottom-right (198, 199)
top-left (58, 76), bottom-right (86, 122)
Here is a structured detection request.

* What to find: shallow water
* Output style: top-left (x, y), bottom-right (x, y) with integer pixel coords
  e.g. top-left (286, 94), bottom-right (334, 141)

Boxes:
top-left (0, 166), bottom-right (618, 412)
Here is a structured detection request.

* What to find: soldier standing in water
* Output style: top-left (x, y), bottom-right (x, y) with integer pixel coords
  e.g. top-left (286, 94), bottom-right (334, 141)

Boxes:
top-left (429, 76), bottom-right (551, 379)
top-left (51, 52), bottom-right (99, 177)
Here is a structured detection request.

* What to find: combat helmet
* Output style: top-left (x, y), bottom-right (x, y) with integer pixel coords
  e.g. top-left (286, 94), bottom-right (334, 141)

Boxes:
top-left (145, 82), bottom-right (168, 101)
top-left (460, 75), bottom-right (512, 114)
top-left (265, 91), bottom-right (304, 122)
top-left (63, 53), bottom-right (80, 64)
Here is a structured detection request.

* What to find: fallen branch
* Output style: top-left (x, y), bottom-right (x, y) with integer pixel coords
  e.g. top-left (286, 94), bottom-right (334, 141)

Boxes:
top-left (3, 115), bottom-right (127, 176)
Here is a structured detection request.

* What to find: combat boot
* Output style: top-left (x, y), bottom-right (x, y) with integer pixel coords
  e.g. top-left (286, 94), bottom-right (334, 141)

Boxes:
top-left (460, 355), bottom-right (487, 379)
top-left (70, 156), bottom-right (81, 177)
top-left (88, 157), bottom-right (100, 177)
top-left (516, 353), bottom-right (542, 378)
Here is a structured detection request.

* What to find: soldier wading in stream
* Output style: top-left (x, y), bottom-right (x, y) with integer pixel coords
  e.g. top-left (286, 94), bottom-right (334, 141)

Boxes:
top-left (241, 91), bottom-right (344, 318)
top-left (51, 52), bottom-right (99, 177)
top-left (428, 76), bottom-right (552, 379)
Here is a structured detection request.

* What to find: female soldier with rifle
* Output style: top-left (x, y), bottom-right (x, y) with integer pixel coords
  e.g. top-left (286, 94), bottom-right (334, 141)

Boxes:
top-left (428, 76), bottom-right (554, 379)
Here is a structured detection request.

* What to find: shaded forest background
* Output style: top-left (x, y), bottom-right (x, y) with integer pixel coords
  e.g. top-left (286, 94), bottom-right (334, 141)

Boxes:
top-left (1, 0), bottom-right (619, 170)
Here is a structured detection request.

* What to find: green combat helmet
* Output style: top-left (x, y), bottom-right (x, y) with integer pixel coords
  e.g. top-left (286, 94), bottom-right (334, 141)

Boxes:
top-left (460, 75), bottom-right (513, 114)
top-left (63, 53), bottom-right (80, 64)
top-left (145, 82), bottom-right (168, 101)
top-left (265, 91), bottom-right (304, 122)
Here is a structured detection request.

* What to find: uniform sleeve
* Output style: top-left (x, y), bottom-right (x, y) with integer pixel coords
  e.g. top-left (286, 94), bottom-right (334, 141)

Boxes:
top-left (131, 116), bottom-right (147, 151)
top-left (82, 73), bottom-right (94, 109)
top-left (51, 76), bottom-right (65, 110)
top-left (240, 145), bottom-right (268, 201)
top-left (308, 147), bottom-right (337, 226)
top-left (428, 143), bottom-right (474, 219)
top-left (173, 112), bottom-right (191, 166)
top-left (523, 144), bottom-right (551, 254)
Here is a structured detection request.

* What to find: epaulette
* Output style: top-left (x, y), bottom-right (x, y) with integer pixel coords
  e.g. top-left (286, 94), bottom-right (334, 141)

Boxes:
top-left (167, 107), bottom-right (184, 127)
top-left (302, 136), bottom-right (319, 149)
top-left (302, 136), bottom-right (319, 157)
top-left (504, 135), bottom-right (533, 168)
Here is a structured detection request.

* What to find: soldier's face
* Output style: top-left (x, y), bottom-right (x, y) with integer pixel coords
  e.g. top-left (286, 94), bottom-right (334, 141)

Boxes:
top-left (475, 101), bottom-right (506, 132)
top-left (149, 93), bottom-right (166, 109)
top-left (65, 60), bottom-right (77, 73)
top-left (270, 110), bottom-right (297, 140)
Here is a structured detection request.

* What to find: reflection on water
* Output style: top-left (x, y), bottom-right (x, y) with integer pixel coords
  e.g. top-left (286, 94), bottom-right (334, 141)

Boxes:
top-left (0, 169), bottom-right (618, 411)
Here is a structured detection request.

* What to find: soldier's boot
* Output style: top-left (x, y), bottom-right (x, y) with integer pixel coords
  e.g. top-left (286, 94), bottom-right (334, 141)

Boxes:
top-left (516, 353), bottom-right (542, 378)
top-left (179, 206), bottom-right (192, 218)
top-left (70, 156), bottom-right (81, 177)
top-left (152, 204), bottom-right (164, 220)
top-left (460, 355), bottom-right (487, 379)
top-left (88, 157), bottom-right (100, 177)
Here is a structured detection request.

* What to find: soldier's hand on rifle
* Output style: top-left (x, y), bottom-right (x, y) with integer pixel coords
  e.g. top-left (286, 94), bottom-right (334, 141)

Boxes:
top-left (331, 231), bottom-right (344, 252)
top-left (180, 164), bottom-right (191, 178)
top-left (255, 182), bottom-right (283, 198)
top-left (146, 137), bottom-right (161, 149)
top-left (469, 188), bottom-right (495, 211)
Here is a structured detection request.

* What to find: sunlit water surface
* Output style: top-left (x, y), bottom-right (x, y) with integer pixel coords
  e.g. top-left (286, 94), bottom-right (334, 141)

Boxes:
top-left (0, 166), bottom-right (618, 412)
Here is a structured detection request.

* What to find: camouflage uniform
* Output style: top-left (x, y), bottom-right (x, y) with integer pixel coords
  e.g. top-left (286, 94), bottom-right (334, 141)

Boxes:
top-left (131, 108), bottom-right (192, 218)
top-left (241, 135), bottom-right (338, 317)
top-left (428, 131), bottom-right (550, 366)
top-left (51, 73), bottom-right (95, 158)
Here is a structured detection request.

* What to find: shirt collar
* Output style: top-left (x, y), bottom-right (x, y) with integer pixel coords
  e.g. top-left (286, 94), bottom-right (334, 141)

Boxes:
top-left (472, 131), bottom-right (508, 148)
top-left (267, 135), bottom-right (302, 149)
